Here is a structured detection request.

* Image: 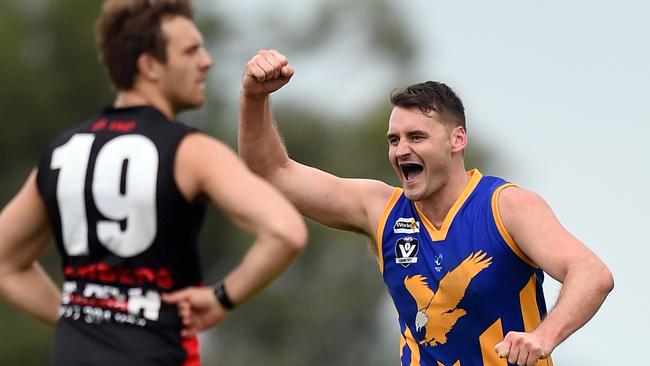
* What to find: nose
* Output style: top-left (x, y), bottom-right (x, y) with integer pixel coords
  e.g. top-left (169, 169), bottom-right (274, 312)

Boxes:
top-left (395, 139), bottom-right (412, 158)
top-left (200, 48), bottom-right (213, 71)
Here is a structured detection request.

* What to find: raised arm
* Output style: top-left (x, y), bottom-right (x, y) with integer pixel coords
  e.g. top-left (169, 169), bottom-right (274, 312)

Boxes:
top-left (0, 170), bottom-right (61, 324)
top-left (164, 132), bottom-right (307, 335)
top-left (494, 187), bottom-right (614, 365)
top-left (238, 49), bottom-right (394, 238)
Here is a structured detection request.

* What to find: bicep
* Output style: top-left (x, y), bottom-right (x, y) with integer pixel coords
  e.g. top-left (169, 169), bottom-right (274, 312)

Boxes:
top-left (270, 160), bottom-right (394, 236)
top-left (177, 134), bottom-right (298, 233)
top-left (207, 156), bottom-right (294, 232)
top-left (498, 187), bottom-right (597, 283)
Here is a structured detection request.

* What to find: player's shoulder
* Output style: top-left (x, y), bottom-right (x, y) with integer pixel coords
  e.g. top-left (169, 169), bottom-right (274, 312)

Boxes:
top-left (498, 185), bottom-right (545, 207)
top-left (177, 131), bottom-right (228, 154)
top-left (497, 185), bottom-right (552, 227)
top-left (42, 113), bottom-right (100, 151)
top-left (356, 179), bottom-right (400, 225)
top-left (176, 132), bottom-right (240, 174)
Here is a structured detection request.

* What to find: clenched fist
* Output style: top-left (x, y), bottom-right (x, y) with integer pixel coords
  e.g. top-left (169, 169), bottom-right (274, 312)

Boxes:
top-left (242, 49), bottom-right (294, 97)
top-left (494, 330), bottom-right (552, 366)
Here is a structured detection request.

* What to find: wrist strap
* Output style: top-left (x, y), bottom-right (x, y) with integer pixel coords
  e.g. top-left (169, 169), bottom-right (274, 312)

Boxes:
top-left (213, 280), bottom-right (235, 310)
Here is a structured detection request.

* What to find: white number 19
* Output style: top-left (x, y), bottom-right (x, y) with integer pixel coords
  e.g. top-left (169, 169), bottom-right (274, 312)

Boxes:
top-left (51, 133), bottom-right (159, 258)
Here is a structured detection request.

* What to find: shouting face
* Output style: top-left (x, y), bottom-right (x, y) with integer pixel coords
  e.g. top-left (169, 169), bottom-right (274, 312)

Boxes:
top-left (387, 107), bottom-right (465, 202)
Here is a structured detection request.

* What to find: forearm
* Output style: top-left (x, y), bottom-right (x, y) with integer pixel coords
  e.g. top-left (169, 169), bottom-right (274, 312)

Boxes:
top-left (221, 234), bottom-right (303, 306)
top-left (0, 262), bottom-right (60, 324)
top-left (238, 92), bottom-right (291, 178)
top-left (534, 259), bottom-right (613, 351)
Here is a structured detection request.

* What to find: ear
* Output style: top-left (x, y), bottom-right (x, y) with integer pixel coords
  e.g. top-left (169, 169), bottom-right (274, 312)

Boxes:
top-left (136, 53), bottom-right (162, 82)
top-left (450, 125), bottom-right (468, 153)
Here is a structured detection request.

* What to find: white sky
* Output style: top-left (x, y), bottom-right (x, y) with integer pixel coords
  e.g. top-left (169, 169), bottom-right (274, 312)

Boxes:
top-left (205, 0), bottom-right (649, 364)
top-left (405, 2), bottom-right (649, 364)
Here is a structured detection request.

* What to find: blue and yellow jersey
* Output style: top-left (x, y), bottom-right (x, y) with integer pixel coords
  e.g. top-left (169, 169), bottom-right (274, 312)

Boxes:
top-left (377, 170), bottom-right (553, 366)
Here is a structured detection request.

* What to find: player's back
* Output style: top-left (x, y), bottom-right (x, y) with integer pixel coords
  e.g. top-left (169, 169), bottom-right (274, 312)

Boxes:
top-left (36, 105), bottom-right (206, 365)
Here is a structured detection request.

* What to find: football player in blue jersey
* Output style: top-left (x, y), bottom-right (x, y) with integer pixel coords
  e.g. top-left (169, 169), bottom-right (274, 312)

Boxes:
top-left (180, 49), bottom-right (615, 366)
top-left (0, 2), bottom-right (307, 365)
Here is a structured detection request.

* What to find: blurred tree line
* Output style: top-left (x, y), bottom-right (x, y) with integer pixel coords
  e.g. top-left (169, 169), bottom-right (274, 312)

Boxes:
top-left (0, 0), bottom-right (489, 365)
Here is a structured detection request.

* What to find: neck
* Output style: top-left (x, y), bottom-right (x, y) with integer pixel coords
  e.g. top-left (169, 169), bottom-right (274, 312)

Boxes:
top-left (114, 86), bottom-right (175, 120)
top-left (417, 165), bottom-right (471, 228)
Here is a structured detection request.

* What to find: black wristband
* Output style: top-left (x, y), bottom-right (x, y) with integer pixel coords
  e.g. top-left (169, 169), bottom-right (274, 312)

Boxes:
top-left (213, 280), bottom-right (235, 310)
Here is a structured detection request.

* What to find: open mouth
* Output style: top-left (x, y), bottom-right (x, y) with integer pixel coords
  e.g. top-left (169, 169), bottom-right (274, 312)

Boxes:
top-left (400, 163), bottom-right (424, 182)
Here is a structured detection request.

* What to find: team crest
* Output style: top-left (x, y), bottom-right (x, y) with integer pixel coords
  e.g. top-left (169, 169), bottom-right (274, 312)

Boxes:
top-left (395, 236), bottom-right (419, 267)
top-left (434, 253), bottom-right (443, 272)
top-left (393, 217), bottom-right (420, 234)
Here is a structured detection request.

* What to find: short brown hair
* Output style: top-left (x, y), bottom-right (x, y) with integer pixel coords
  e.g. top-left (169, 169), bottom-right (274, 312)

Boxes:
top-left (96, 0), bottom-right (194, 90)
top-left (390, 81), bottom-right (466, 130)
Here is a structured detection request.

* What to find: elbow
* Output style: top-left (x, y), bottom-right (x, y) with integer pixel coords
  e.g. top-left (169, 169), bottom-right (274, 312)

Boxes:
top-left (240, 153), bottom-right (265, 176)
top-left (283, 219), bottom-right (308, 254)
top-left (598, 266), bottom-right (615, 297)
top-left (261, 210), bottom-right (308, 257)
top-left (0, 259), bottom-right (20, 282)
top-left (239, 151), bottom-right (275, 180)
top-left (277, 215), bottom-right (308, 256)
top-left (240, 151), bottom-right (291, 184)
top-left (585, 261), bottom-right (614, 298)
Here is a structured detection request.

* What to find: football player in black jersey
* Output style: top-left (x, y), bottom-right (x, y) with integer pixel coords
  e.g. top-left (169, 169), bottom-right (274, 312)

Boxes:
top-left (0, 1), bottom-right (307, 365)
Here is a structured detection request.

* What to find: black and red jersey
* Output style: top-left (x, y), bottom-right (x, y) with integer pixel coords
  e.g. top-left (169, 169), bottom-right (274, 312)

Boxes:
top-left (36, 106), bottom-right (207, 365)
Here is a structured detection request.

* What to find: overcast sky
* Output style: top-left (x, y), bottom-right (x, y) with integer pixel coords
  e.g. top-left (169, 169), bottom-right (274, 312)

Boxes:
top-left (208, 0), bottom-right (649, 364)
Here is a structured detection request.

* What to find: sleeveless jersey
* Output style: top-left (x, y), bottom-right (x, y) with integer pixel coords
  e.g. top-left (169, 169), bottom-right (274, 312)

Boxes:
top-left (36, 106), bottom-right (207, 365)
top-left (377, 170), bottom-right (554, 366)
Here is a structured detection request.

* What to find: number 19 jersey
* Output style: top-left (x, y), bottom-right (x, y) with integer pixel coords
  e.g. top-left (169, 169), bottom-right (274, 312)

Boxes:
top-left (36, 106), bottom-right (207, 365)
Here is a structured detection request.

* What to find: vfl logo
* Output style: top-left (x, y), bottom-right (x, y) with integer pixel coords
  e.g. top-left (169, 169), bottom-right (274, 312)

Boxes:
top-left (395, 237), bottom-right (419, 267)
top-left (393, 217), bottom-right (420, 234)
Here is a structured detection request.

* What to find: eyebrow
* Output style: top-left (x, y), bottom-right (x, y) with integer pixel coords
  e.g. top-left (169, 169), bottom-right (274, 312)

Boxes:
top-left (387, 130), bottom-right (427, 137)
top-left (182, 42), bottom-right (202, 53)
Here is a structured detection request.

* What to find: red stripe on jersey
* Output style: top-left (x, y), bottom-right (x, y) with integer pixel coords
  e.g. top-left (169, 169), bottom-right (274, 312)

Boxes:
top-left (182, 336), bottom-right (201, 366)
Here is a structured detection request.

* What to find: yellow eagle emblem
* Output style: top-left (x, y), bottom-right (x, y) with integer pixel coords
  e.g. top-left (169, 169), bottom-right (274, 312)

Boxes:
top-left (404, 251), bottom-right (492, 346)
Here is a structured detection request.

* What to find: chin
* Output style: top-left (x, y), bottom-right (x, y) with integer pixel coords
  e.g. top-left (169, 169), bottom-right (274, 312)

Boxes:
top-left (188, 95), bottom-right (205, 108)
top-left (176, 99), bottom-right (204, 112)
top-left (402, 186), bottom-right (423, 201)
top-left (194, 94), bottom-right (206, 105)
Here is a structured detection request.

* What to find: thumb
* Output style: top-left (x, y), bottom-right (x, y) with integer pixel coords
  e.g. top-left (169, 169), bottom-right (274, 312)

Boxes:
top-left (494, 340), bottom-right (509, 358)
top-left (280, 65), bottom-right (295, 79)
top-left (162, 288), bottom-right (193, 304)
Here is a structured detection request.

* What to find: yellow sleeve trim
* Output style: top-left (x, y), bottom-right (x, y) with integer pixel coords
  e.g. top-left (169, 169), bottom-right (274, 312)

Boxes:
top-left (491, 183), bottom-right (538, 268)
top-left (376, 187), bottom-right (403, 274)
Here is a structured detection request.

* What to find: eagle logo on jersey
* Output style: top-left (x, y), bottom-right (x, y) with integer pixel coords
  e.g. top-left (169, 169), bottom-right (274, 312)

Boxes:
top-left (403, 251), bottom-right (493, 346)
top-left (437, 361), bottom-right (461, 366)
